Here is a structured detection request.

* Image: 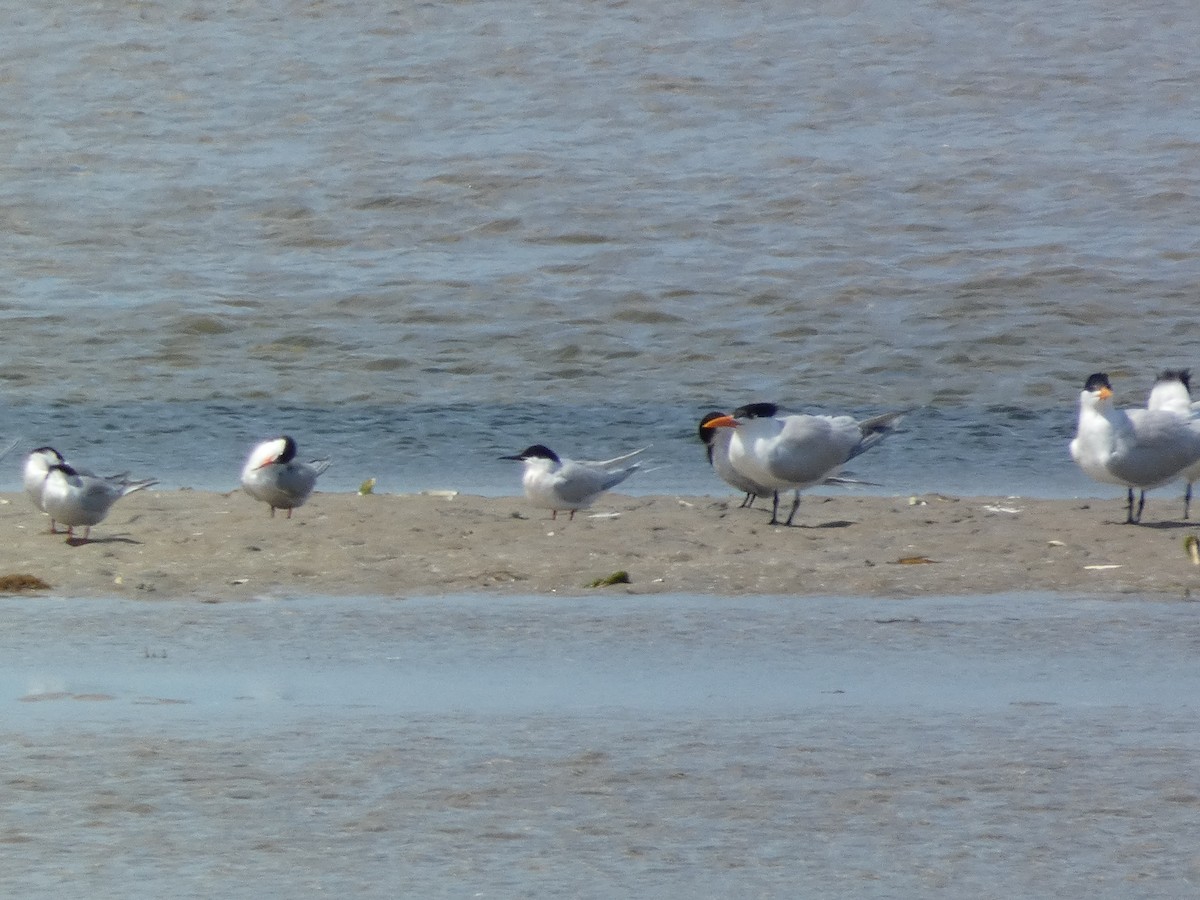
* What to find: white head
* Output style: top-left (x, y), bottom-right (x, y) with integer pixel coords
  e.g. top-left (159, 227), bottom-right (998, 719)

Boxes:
top-left (1148, 369), bottom-right (1192, 416)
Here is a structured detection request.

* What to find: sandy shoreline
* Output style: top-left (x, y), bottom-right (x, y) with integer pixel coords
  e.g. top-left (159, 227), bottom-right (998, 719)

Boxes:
top-left (3, 487), bottom-right (1200, 601)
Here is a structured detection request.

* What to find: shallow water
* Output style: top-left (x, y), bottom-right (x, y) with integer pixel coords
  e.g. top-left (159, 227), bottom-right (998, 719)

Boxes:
top-left (0, 396), bottom-right (1086, 499)
top-left (1, 0), bottom-right (1198, 498)
top-left (0, 592), bottom-right (1198, 897)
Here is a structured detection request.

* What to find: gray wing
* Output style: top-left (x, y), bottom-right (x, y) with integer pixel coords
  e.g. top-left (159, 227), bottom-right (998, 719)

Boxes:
top-left (554, 461), bottom-right (639, 504)
top-left (277, 462), bottom-right (322, 498)
top-left (77, 478), bottom-right (127, 520)
top-left (1112, 409), bottom-right (1200, 485)
top-left (767, 416), bottom-right (864, 484)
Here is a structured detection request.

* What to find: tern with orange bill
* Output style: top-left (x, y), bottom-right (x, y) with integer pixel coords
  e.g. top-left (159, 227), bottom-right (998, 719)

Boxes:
top-left (705, 403), bottom-right (908, 526)
top-left (1070, 372), bottom-right (1200, 524)
top-left (698, 410), bottom-right (775, 508)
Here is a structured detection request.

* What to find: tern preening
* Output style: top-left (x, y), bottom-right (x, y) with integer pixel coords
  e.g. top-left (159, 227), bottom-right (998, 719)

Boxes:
top-left (39, 462), bottom-right (157, 543)
top-left (704, 403), bottom-right (908, 526)
top-left (1146, 369), bottom-right (1200, 519)
top-left (241, 435), bottom-right (332, 518)
top-left (501, 444), bottom-right (643, 520)
top-left (1070, 372), bottom-right (1200, 524)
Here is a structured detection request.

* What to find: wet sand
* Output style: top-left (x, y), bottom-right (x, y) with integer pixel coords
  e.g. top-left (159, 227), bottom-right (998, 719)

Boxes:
top-left (3, 488), bottom-right (1199, 600)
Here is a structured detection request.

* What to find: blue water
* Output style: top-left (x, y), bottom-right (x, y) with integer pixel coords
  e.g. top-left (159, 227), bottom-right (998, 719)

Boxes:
top-left (0, 396), bottom-right (1085, 499)
top-left (0, 0), bottom-right (1198, 504)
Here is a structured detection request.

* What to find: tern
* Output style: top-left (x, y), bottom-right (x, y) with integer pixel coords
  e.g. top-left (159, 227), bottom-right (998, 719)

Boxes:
top-left (698, 410), bottom-right (775, 508)
top-left (241, 435), bottom-right (332, 518)
top-left (1145, 369), bottom-right (1200, 518)
top-left (501, 443), bottom-right (643, 520)
top-left (704, 403), bottom-right (908, 526)
top-left (700, 405), bottom-right (882, 513)
top-left (23, 447), bottom-right (67, 531)
top-left (699, 404), bottom-right (883, 514)
top-left (1069, 372), bottom-right (1200, 524)
top-left (40, 462), bottom-right (158, 543)
top-left (24, 447), bottom-right (136, 534)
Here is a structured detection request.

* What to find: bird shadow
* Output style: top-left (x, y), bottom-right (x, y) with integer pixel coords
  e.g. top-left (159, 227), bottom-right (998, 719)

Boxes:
top-left (65, 535), bottom-right (142, 547)
top-left (1124, 520), bottom-right (1195, 530)
top-left (776, 520), bottom-right (856, 529)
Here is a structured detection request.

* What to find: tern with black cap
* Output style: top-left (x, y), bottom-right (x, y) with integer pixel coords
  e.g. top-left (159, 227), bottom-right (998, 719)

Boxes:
top-left (501, 444), bottom-right (644, 520)
top-left (1070, 372), bottom-right (1200, 524)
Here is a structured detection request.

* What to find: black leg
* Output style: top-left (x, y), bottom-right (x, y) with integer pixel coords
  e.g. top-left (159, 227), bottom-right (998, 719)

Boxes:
top-left (1125, 488), bottom-right (1136, 524)
top-left (768, 492), bottom-right (780, 525)
top-left (1187, 483), bottom-right (1193, 520)
top-left (784, 490), bottom-right (801, 526)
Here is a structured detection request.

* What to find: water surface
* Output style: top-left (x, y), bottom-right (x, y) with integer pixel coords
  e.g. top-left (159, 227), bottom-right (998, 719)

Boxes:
top-left (0, 592), bottom-right (1196, 897)
top-left (0, 0), bottom-right (1197, 498)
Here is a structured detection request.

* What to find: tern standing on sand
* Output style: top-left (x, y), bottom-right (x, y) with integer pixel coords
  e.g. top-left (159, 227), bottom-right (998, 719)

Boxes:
top-left (1070, 372), bottom-right (1200, 524)
top-left (1145, 369), bottom-right (1200, 519)
top-left (40, 462), bottom-right (157, 542)
top-left (501, 444), bottom-right (643, 520)
top-left (705, 404), bottom-right (908, 526)
top-left (241, 435), bottom-right (332, 518)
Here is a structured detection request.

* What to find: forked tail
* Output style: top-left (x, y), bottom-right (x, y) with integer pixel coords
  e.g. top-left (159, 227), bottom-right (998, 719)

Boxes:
top-left (849, 409), bottom-right (913, 459)
top-left (120, 478), bottom-right (159, 496)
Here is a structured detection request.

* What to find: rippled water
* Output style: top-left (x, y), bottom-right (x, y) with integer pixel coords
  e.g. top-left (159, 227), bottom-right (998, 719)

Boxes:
top-left (1, 593), bottom-right (1198, 897)
top-left (1, 0), bottom-right (1198, 496)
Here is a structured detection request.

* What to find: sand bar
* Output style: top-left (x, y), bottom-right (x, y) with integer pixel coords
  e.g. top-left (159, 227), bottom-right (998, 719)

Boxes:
top-left (3, 488), bottom-right (1200, 600)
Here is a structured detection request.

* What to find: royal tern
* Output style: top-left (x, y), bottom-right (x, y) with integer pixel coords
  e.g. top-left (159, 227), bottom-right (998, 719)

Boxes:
top-left (241, 435), bottom-right (331, 518)
top-left (40, 462), bottom-right (157, 543)
top-left (705, 403), bottom-right (908, 526)
top-left (700, 405), bottom-right (880, 512)
top-left (698, 411), bottom-right (774, 508)
top-left (500, 443), bottom-right (643, 520)
top-left (1070, 372), bottom-right (1200, 524)
top-left (1145, 369), bottom-right (1200, 518)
